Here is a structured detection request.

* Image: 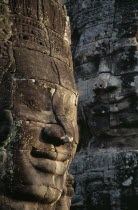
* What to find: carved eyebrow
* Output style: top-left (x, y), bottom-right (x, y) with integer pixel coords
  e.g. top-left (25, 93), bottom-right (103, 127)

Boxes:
top-left (12, 76), bottom-right (77, 96)
top-left (36, 79), bottom-right (78, 96)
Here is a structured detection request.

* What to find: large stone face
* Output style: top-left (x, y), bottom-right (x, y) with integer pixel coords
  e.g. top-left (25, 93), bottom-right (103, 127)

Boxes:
top-left (63, 0), bottom-right (138, 209)
top-left (0, 1), bottom-right (78, 209)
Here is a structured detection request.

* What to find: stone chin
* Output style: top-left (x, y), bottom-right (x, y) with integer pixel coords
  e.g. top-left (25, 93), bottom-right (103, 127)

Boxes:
top-left (5, 149), bottom-right (69, 204)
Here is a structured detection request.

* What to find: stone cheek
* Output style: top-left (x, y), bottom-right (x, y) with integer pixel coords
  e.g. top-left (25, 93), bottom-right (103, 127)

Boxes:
top-left (64, 0), bottom-right (138, 209)
top-left (0, 1), bottom-right (78, 210)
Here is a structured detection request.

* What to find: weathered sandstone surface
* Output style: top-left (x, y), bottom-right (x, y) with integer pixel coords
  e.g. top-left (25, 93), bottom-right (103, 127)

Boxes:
top-left (63, 0), bottom-right (138, 209)
top-left (0, 1), bottom-right (78, 209)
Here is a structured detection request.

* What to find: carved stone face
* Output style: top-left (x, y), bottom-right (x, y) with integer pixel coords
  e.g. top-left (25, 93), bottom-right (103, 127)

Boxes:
top-left (0, 0), bottom-right (78, 206)
top-left (6, 50), bottom-right (78, 204)
top-left (72, 0), bottom-right (138, 149)
top-left (0, 45), bottom-right (78, 205)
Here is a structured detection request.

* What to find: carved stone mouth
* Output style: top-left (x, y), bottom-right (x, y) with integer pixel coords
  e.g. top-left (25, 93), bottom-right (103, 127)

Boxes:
top-left (31, 146), bottom-right (70, 162)
top-left (31, 147), bottom-right (56, 159)
top-left (29, 155), bottom-right (68, 176)
top-left (32, 145), bottom-right (56, 152)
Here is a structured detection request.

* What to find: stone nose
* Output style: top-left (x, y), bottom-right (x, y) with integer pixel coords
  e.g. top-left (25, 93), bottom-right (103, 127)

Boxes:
top-left (93, 73), bottom-right (121, 91)
top-left (40, 124), bottom-right (72, 146)
top-left (93, 73), bottom-right (111, 90)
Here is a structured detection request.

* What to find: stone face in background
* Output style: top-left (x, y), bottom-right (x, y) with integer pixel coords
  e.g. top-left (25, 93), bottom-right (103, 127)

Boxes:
top-left (0, 1), bottom-right (78, 209)
top-left (63, 0), bottom-right (138, 209)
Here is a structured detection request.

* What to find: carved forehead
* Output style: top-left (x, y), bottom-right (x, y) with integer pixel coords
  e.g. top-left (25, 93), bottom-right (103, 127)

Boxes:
top-left (13, 47), bottom-right (77, 93)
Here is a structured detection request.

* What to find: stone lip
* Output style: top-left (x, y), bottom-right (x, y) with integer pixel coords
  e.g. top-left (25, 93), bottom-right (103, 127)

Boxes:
top-left (31, 146), bottom-right (70, 162)
top-left (26, 150), bottom-right (68, 176)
